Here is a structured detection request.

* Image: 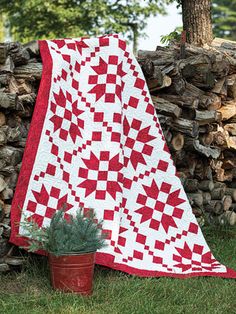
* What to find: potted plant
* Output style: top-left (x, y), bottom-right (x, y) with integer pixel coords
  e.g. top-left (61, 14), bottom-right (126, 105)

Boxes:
top-left (21, 206), bottom-right (106, 295)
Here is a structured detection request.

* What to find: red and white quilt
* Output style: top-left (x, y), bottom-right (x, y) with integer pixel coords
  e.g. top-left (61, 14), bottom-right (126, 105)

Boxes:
top-left (10, 34), bottom-right (236, 278)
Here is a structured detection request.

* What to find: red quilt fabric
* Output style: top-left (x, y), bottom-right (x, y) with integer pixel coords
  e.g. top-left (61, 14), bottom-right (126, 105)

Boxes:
top-left (10, 35), bottom-right (236, 278)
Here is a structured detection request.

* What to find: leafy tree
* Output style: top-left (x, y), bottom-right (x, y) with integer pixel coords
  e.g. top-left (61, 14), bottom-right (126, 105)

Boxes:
top-left (212, 0), bottom-right (236, 41)
top-left (0, 0), bottom-right (172, 51)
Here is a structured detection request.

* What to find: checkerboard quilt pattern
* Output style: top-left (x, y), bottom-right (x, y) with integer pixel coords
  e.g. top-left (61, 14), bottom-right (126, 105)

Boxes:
top-left (10, 34), bottom-right (236, 278)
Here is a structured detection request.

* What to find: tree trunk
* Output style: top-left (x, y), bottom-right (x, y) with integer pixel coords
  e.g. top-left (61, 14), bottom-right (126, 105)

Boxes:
top-left (182, 0), bottom-right (213, 46)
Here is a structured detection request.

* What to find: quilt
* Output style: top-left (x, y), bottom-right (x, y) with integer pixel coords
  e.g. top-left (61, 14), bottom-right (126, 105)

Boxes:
top-left (10, 34), bottom-right (236, 278)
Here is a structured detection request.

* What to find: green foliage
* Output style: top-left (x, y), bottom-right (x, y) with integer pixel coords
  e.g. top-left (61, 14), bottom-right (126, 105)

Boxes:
top-left (21, 207), bottom-right (106, 256)
top-left (212, 0), bottom-right (236, 41)
top-left (160, 26), bottom-right (182, 45)
top-left (0, 0), bottom-right (171, 48)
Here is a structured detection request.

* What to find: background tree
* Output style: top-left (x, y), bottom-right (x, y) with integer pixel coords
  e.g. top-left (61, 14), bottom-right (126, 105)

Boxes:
top-left (0, 0), bottom-right (172, 52)
top-left (175, 0), bottom-right (213, 46)
top-left (212, 0), bottom-right (236, 41)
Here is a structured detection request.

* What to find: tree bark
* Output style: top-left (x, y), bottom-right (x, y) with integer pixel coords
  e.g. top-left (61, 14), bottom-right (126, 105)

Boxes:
top-left (182, 0), bottom-right (213, 46)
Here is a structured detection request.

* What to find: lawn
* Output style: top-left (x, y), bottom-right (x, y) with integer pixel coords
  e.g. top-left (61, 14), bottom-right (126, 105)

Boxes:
top-left (0, 226), bottom-right (236, 314)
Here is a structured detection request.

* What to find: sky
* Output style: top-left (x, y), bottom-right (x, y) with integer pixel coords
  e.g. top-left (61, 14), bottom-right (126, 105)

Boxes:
top-left (138, 2), bottom-right (182, 50)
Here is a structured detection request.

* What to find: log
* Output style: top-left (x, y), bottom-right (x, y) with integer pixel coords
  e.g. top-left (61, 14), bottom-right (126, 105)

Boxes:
top-left (179, 54), bottom-right (216, 90)
top-left (210, 187), bottom-right (226, 200)
top-left (0, 92), bottom-right (18, 109)
top-left (227, 74), bottom-right (236, 99)
top-left (23, 40), bottom-right (40, 57)
top-left (0, 177), bottom-right (7, 192)
top-left (4, 171), bottom-right (18, 189)
top-left (221, 211), bottom-right (236, 225)
top-left (0, 44), bottom-right (8, 64)
top-left (0, 113), bottom-right (6, 127)
top-left (165, 76), bottom-right (186, 95)
top-left (199, 180), bottom-right (214, 191)
top-left (195, 110), bottom-right (222, 125)
top-left (225, 188), bottom-right (236, 202)
top-left (0, 74), bottom-right (9, 87)
top-left (8, 42), bottom-right (30, 66)
top-left (224, 123), bottom-right (236, 136)
top-left (206, 200), bottom-right (224, 215)
top-left (199, 132), bottom-right (214, 146)
top-left (187, 192), bottom-right (203, 207)
top-left (170, 133), bottom-right (184, 151)
top-left (214, 182), bottom-right (227, 189)
top-left (184, 138), bottom-right (221, 159)
top-left (202, 192), bottom-right (211, 205)
top-left (157, 94), bottom-right (199, 109)
top-left (0, 56), bottom-right (14, 73)
top-left (183, 82), bottom-right (210, 109)
top-left (211, 77), bottom-right (227, 97)
top-left (0, 129), bottom-right (7, 145)
top-left (222, 195), bottom-right (233, 211)
top-left (0, 188), bottom-right (13, 200)
top-left (184, 179), bottom-right (199, 192)
top-left (0, 146), bottom-right (23, 166)
top-left (139, 58), bottom-right (154, 78)
top-left (152, 96), bottom-right (182, 118)
top-left (192, 206), bottom-right (202, 217)
top-left (9, 76), bottom-right (33, 95)
top-left (171, 118), bottom-right (199, 137)
top-left (13, 62), bottom-right (42, 80)
top-left (217, 101), bottom-right (236, 121)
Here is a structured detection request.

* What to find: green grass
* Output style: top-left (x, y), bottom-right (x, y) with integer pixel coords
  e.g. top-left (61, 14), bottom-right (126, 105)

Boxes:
top-left (0, 226), bottom-right (236, 314)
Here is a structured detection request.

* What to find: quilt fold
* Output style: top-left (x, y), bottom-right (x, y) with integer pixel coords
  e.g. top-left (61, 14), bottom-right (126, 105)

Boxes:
top-left (10, 34), bottom-right (236, 278)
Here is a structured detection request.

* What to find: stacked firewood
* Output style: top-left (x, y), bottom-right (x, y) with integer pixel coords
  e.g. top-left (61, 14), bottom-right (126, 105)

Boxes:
top-left (0, 41), bottom-right (41, 270)
top-left (138, 38), bottom-right (236, 227)
top-left (0, 38), bottom-right (236, 270)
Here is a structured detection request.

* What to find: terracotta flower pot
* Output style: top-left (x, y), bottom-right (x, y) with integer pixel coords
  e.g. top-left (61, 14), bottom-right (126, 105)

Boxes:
top-left (48, 252), bottom-right (95, 295)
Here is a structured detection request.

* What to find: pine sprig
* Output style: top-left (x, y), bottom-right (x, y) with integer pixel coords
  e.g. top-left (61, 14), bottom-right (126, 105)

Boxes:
top-left (21, 206), bottom-right (107, 256)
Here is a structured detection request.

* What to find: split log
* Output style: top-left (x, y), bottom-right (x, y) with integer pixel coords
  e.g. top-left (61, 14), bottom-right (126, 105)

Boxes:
top-left (224, 123), bottom-right (236, 136)
top-left (217, 101), bottom-right (236, 121)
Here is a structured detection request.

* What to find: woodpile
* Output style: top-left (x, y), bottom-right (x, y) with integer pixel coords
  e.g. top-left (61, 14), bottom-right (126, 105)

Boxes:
top-left (138, 38), bottom-right (236, 228)
top-left (0, 38), bottom-right (236, 271)
top-left (0, 41), bottom-right (41, 270)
